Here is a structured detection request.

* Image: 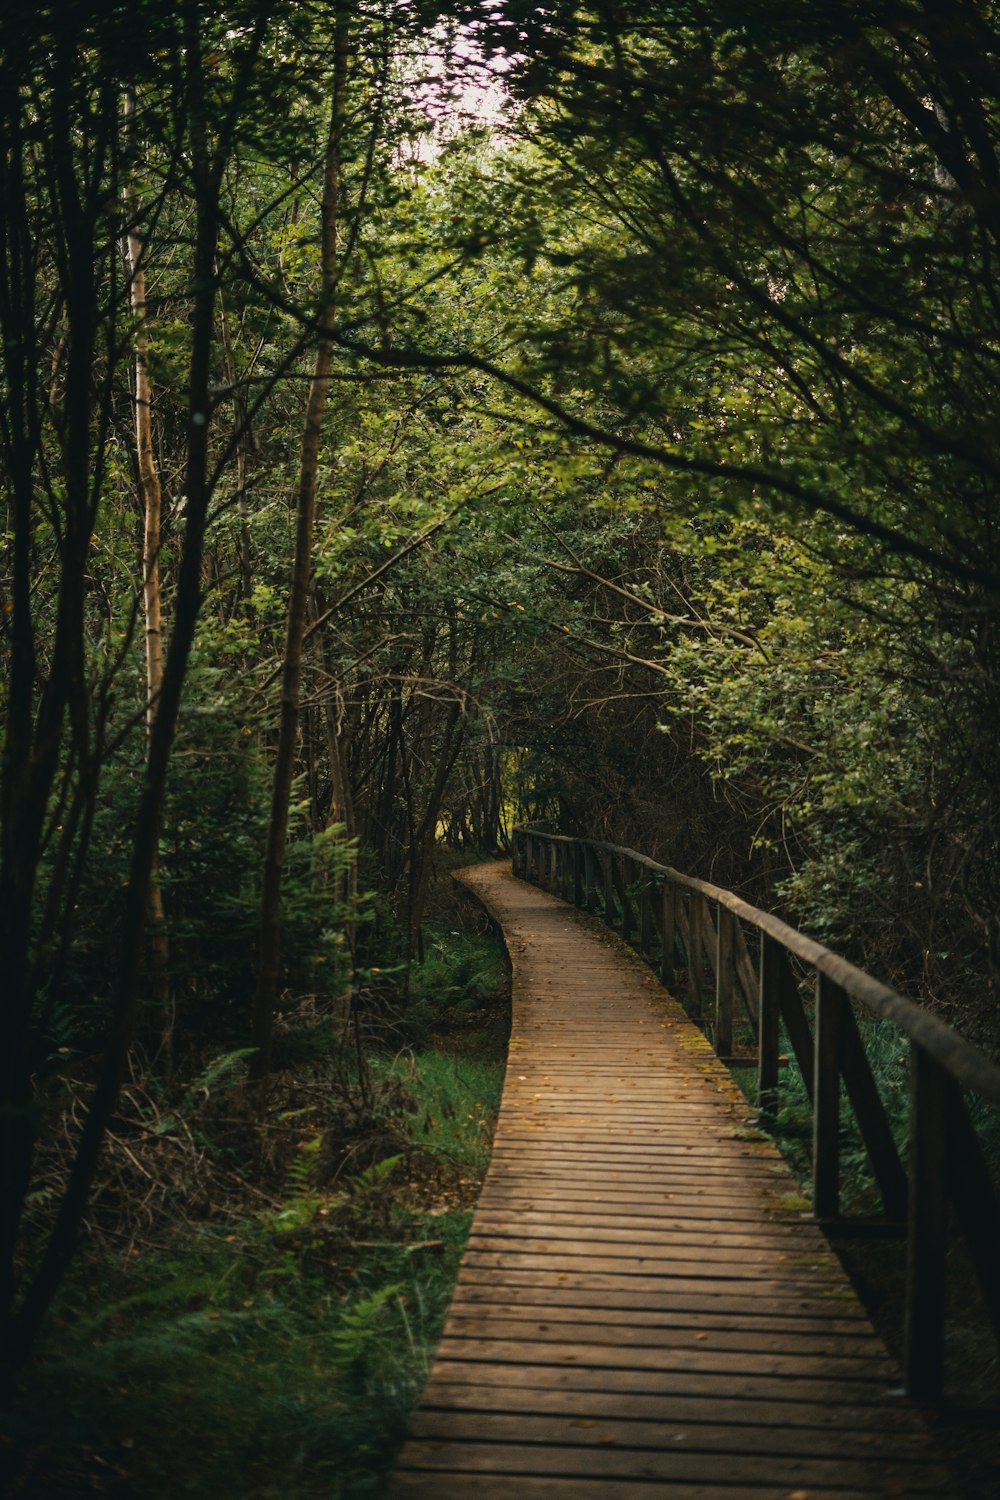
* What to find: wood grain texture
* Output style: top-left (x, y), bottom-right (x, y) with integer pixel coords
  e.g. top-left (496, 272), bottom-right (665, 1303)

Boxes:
top-left (385, 861), bottom-right (954, 1498)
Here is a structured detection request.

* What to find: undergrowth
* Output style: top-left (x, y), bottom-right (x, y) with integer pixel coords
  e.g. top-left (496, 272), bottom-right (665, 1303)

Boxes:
top-left (2, 921), bottom-right (508, 1499)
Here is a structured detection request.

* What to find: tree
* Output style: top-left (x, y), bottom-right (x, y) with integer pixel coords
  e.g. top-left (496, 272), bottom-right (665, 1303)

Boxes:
top-left (251, 3), bottom-right (352, 1087)
top-left (0, 0), bottom-right (282, 1380)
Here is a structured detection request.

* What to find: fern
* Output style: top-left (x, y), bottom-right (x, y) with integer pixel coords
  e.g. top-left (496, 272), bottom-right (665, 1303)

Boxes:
top-left (329, 1284), bottom-right (404, 1373)
top-left (351, 1154), bottom-right (402, 1197)
top-left (153, 1047), bottom-right (256, 1135)
top-left (270, 1136), bottom-right (326, 1232)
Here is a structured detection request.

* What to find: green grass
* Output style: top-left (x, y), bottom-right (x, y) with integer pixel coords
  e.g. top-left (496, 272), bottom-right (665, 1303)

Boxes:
top-left (372, 1050), bottom-right (505, 1177)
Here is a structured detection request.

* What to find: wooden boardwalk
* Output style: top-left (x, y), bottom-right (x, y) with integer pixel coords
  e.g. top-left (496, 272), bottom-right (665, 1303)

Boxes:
top-left (387, 862), bottom-right (953, 1499)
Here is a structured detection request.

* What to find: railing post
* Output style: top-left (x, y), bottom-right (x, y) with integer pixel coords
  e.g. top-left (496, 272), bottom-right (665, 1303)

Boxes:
top-left (620, 855), bottom-right (634, 943)
top-left (715, 907), bottom-right (735, 1057)
top-left (905, 1043), bottom-right (949, 1398)
top-left (639, 882), bottom-right (652, 959)
top-left (758, 934), bottom-right (782, 1117)
top-left (548, 840), bottom-right (557, 892)
top-left (572, 842), bottom-right (583, 907)
top-left (688, 893), bottom-right (707, 1019)
top-left (813, 972), bottom-right (845, 1220)
top-left (660, 880), bottom-right (676, 987)
top-left (603, 851), bottom-right (616, 927)
top-left (584, 845), bottom-right (598, 913)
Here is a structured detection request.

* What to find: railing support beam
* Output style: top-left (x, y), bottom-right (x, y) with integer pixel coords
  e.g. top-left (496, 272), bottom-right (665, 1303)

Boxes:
top-left (758, 934), bottom-right (782, 1118)
top-left (660, 881), bottom-right (676, 988)
top-left (715, 908), bottom-right (735, 1058)
top-left (905, 1044), bottom-right (949, 1399)
top-left (813, 974), bottom-right (846, 1220)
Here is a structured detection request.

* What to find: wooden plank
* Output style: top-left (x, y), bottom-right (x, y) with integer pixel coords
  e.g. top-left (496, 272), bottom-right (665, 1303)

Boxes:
top-left (444, 1315), bottom-right (885, 1361)
top-left (433, 1334), bottom-right (891, 1377)
top-left (422, 1353), bottom-right (909, 1403)
top-left (470, 1200), bottom-right (826, 1232)
top-left (473, 1200), bottom-right (827, 1224)
top-left (415, 1381), bottom-right (923, 1434)
top-left (395, 1438), bottom-right (949, 1490)
top-left (481, 1178), bottom-right (800, 1201)
top-left (447, 1298), bottom-right (871, 1335)
top-left (390, 1475), bottom-right (887, 1500)
top-left (468, 1216), bottom-right (835, 1252)
top-left (486, 1153), bottom-right (784, 1175)
top-left (460, 1250), bottom-right (848, 1284)
top-left (406, 1409), bottom-right (943, 1465)
top-left (453, 1266), bottom-right (862, 1306)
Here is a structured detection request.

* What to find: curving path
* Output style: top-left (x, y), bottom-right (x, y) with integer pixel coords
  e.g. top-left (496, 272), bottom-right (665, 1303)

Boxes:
top-left (386, 861), bottom-right (953, 1499)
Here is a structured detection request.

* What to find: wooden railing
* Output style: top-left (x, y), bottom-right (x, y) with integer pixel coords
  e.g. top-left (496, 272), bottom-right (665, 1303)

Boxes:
top-left (511, 826), bottom-right (1000, 1401)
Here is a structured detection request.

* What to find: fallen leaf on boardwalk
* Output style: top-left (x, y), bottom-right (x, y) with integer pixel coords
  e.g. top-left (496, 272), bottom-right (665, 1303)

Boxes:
top-left (570, 1420), bottom-right (594, 1428)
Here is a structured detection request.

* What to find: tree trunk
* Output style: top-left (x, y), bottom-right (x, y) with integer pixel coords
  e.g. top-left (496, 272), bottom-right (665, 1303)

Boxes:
top-left (125, 88), bottom-right (171, 1063)
top-left (251, 8), bottom-right (350, 1086)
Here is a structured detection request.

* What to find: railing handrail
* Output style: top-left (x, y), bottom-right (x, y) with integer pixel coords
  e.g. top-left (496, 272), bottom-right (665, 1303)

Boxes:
top-left (513, 826), bottom-right (1000, 1107)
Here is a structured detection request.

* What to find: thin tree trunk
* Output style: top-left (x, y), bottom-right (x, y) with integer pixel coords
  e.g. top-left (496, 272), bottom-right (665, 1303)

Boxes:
top-left (217, 285), bottom-right (254, 615)
top-left (319, 659), bottom-right (357, 1039)
top-left (251, 9), bottom-right (350, 1086)
top-left (125, 88), bottom-right (171, 1061)
top-left (312, 579), bottom-right (358, 1033)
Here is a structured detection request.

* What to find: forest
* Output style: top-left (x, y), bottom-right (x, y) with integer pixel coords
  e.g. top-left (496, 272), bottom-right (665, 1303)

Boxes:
top-left (2, 0), bottom-right (1000, 1494)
